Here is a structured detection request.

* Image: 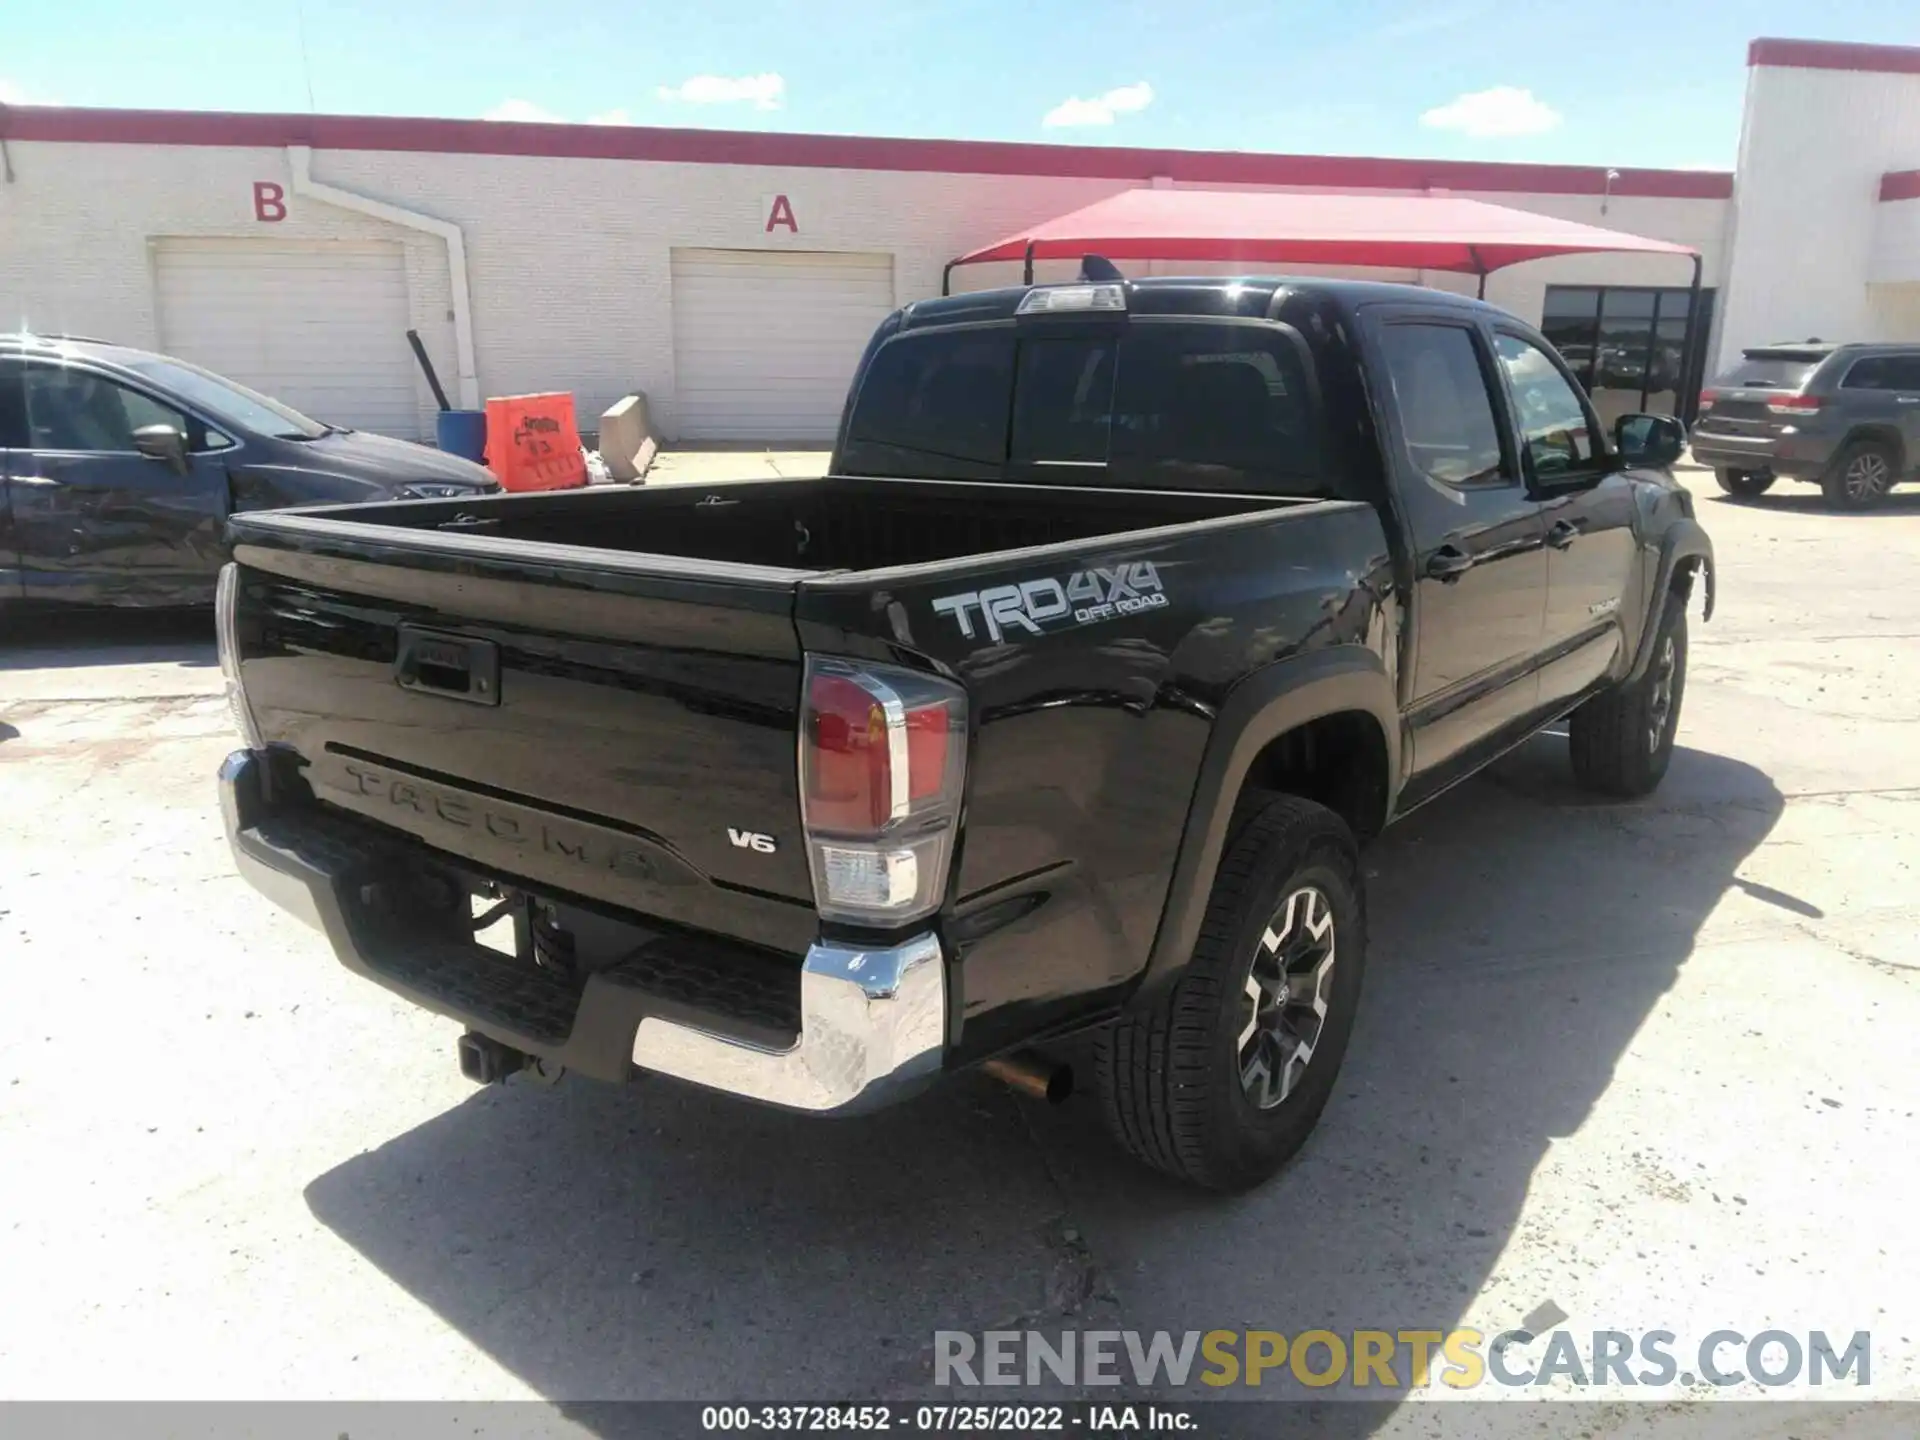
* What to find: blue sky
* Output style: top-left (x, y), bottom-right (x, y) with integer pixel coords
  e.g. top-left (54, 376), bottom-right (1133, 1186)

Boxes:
top-left (5, 0), bottom-right (1920, 169)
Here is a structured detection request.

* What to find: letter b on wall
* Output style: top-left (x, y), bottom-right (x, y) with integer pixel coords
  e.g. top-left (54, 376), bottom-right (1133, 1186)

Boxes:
top-left (253, 181), bottom-right (287, 222)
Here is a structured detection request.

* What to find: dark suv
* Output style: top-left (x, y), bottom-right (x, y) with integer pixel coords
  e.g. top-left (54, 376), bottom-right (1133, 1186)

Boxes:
top-left (1691, 342), bottom-right (1920, 510)
top-left (1, 333), bottom-right (496, 609)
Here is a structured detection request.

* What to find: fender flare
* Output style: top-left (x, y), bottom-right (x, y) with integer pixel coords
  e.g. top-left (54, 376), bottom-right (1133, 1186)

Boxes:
top-left (1136, 645), bottom-right (1400, 997)
top-left (1629, 519), bottom-right (1714, 684)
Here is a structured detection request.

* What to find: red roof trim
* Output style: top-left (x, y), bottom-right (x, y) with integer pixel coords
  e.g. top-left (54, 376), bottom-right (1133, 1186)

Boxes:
top-left (1748, 37), bottom-right (1920, 75)
top-left (1882, 169), bottom-right (1920, 202)
top-left (0, 105), bottom-right (1735, 200)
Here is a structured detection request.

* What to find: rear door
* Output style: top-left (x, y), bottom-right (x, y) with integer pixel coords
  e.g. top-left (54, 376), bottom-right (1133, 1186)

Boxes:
top-left (1839, 352), bottom-right (1920, 468)
top-left (0, 360), bottom-right (25, 599)
top-left (12, 360), bottom-right (230, 606)
top-left (1364, 310), bottom-right (1547, 783)
top-left (1490, 328), bottom-right (1640, 712)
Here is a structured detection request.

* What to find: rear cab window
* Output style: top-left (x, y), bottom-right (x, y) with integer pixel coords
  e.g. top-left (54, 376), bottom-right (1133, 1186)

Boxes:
top-left (841, 316), bottom-right (1337, 496)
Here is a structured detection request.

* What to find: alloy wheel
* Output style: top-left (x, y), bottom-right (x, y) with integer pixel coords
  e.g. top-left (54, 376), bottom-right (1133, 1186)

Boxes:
top-left (1844, 452), bottom-right (1891, 503)
top-left (1647, 634), bottom-right (1677, 753)
top-left (1237, 886), bottom-right (1337, 1110)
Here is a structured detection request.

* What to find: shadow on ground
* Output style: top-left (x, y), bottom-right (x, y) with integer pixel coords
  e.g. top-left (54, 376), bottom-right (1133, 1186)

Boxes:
top-left (1704, 490), bottom-right (1920, 517)
top-left (0, 607), bottom-right (215, 669)
top-left (306, 731), bottom-right (1783, 1417)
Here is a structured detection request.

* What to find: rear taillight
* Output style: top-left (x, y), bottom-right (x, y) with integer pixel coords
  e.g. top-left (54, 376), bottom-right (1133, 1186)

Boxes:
top-left (1766, 393), bottom-right (1821, 414)
top-left (1697, 389), bottom-right (1718, 413)
top-left (799, 656), bottom-right (967, 926)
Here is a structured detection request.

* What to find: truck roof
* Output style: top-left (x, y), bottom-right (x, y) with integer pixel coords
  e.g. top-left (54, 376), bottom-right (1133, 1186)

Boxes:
top-left (902, 275), bottom-right (1501, 329)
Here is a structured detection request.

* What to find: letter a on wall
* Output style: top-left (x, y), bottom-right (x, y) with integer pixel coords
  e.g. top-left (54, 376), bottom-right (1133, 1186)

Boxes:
top-left (765, 194), bottom-right (798, 234)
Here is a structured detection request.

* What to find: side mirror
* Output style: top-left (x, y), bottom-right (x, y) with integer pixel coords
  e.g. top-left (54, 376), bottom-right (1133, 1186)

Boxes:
top-left (132, 423), bottom-right (190, 476)
top-left (1614, 413), bottom-right (1686, 469)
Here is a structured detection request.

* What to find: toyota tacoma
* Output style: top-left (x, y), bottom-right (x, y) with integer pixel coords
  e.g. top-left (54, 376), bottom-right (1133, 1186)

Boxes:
top-left (215, 275), bottom-right (1712, 1190)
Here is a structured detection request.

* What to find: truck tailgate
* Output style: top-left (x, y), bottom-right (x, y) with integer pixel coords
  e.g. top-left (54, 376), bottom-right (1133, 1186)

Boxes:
top-left (227, 523), bottom-right (816, 956)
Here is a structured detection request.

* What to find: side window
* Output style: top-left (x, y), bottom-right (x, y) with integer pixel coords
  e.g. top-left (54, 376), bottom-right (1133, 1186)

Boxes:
top-left (0, 363), bottom-right (27, 449)
top-left (1375, 323), bottom-right (1508, 488)
top-left (1010, 336), bottom-right (1116, 466)
top-left (22, 365), bottom-right (188, 454)
top-left (1891, 356), bottom-right (1920, 391)
top-left (842, 329), bottom-right (1014, 477)
top-left (1841, 357), bottom-right (1891, 390)
top-left (1494, 333), bottom-right (1598, 479)
top-left (1110, 322), bottom-right (1327, 490)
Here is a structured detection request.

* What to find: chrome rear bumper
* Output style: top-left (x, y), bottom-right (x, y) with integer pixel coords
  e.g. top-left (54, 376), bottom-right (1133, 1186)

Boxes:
top-left (220, 748), bottom-right (946, 1114)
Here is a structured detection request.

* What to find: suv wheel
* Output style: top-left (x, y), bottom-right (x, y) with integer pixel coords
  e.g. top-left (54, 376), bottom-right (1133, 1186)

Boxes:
top-left (1569, 587), bottom-right (1687, 798)
top-left (1715, 469), bottom-right (1774, 498)
top-left (1821, 439), bottom-right (1898, 511)
top-left (1094, 795), bottom-right (1365, 1191)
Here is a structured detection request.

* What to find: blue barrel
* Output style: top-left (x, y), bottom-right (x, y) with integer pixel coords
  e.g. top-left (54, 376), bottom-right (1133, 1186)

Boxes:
top-left (436, 409), bottom-right (488, 463)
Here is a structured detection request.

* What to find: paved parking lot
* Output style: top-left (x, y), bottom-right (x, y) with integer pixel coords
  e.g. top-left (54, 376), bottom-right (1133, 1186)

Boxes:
top-left (2, 482), bottom-right (1918, 1424)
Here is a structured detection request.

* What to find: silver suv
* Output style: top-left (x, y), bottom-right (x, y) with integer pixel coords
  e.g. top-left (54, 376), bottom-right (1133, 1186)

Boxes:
top-left (1691, 342), bottom-right (1920, 510)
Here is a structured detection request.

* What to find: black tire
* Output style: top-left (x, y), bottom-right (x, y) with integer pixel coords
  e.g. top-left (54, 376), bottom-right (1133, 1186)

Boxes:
top-left (1094, 795), bottom-right (1366, 1191)
top-left (1821, 438), bottom-right (1899, 511)
top-left (1715, 468), bottom-right (1774, 498)
top-left (1569, 588), bottom-right (1688, 798)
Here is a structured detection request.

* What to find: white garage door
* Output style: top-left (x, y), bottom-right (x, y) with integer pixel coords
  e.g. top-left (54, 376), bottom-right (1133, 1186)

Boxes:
top-left (153, 238), bottom-right (420, 438)
top-left (671, 249), bottom-right (895, 442)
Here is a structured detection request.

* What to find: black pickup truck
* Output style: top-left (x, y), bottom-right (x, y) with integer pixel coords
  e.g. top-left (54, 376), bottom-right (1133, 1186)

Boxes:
top-left (216, 276), bottom-right (1712, 1190)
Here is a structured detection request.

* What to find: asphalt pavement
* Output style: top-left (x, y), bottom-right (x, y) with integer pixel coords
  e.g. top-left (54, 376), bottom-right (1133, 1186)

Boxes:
top-left (1, 481), bottom-right (1917, 1431)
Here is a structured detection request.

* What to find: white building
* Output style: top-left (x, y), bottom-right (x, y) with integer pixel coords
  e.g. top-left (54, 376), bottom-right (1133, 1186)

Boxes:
top-left (0, 34), bottom-right (1916, 444)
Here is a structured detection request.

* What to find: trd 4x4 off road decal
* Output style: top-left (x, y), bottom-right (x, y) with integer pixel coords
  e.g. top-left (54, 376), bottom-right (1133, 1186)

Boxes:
top-left (931, 562), bottom-right (1167, 643)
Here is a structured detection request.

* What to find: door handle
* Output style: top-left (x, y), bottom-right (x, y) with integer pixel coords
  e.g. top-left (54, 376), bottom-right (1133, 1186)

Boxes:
top-left (1425, 545), bottom-right (1475, 582)
top-left (1547, 519), bottom-right (1581, 550)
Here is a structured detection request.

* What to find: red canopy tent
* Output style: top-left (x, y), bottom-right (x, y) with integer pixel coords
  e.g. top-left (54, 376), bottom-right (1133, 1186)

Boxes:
top-left (942, 186), bottom-right (1706, 414)
top-left (945, 187), bottom-right (1701, 291)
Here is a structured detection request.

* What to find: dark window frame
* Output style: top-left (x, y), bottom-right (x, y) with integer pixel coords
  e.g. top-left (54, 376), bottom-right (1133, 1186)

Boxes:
top-left (1540, 283), bottom-right (1718, 424)
top-left (0, 358), bottom-right (27, 450)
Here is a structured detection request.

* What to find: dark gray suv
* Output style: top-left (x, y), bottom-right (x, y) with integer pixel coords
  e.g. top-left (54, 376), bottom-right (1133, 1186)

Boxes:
top-left (2, 333), bottom-right (497, 609)
top-left (1691, 342), bottom-right (1920, 510)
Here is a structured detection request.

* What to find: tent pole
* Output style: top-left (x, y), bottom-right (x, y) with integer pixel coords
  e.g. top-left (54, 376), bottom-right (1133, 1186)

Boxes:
top-left (942, 260), bottom-right (957, 297)
top-left (1023, 241), bottom-right (1036, 287)
top-left (1683, 251), bottom-right (1704, 424)
top-left (1467, 244), bottom-right (1487, 299)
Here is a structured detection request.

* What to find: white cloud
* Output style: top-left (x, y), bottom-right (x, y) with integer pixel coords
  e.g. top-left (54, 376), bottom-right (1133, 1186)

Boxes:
top-left (1420, 86), bottom-right (1560, 138)
top-left (655, 73), bottom-right (785, 110)
top-left (485, 98), bottom-right (563, 123)
top-left (1042, 81), bottom-right (1154, 129)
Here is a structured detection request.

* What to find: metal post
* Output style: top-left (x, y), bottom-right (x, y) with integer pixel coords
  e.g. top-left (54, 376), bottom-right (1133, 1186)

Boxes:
top-left (1023, 241), bottom-right (1036, 287)
top-left (1467, 245), bottom-right (1488, 300)
top-left (941, 260), bottom-right (958, 297)
top-left (1682, 251), bottom-right (1704, 424)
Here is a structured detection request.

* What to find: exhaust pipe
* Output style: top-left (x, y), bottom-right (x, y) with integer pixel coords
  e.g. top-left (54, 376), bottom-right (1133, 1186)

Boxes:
top-left (983, 1051), bottom-right (1073, 1104)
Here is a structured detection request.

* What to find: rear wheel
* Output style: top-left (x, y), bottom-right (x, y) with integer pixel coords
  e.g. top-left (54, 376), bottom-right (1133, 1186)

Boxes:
top-left (1569, 588), bottom-right (1687, 798)
top-left (1094, 795), bottom-right (1365, 1191)
top-left (1821, 439), bottom-right (1898, 511)
top-left (1715, 468), bottom-right (1774, 498)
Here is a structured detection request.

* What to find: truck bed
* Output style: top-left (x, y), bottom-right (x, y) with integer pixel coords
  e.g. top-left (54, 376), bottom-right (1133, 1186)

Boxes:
top-left (302, 475), bottom-right (1302, 574)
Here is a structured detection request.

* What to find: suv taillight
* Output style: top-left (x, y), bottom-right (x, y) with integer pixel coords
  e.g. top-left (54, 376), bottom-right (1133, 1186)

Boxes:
top-left (799, 656), bottom-right (967, 926)
top-left (1697, 388), bottom-right (1718, 412)
top-left (1766, 393), bottom-right (1821, 414)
